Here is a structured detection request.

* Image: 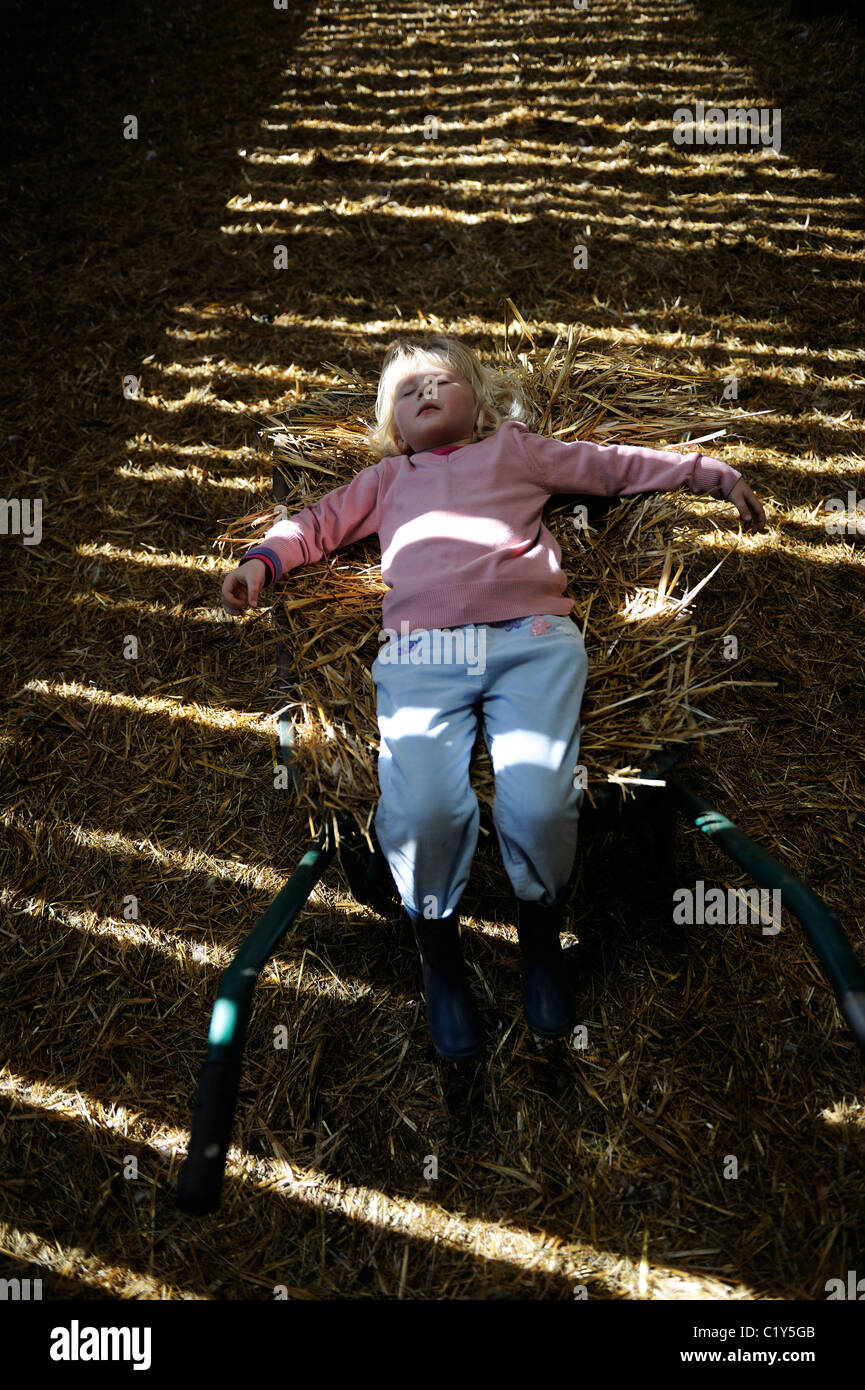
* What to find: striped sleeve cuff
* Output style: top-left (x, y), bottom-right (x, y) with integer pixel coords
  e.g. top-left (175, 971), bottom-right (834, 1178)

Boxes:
top-left (239, 549), bottom-right (278, 585)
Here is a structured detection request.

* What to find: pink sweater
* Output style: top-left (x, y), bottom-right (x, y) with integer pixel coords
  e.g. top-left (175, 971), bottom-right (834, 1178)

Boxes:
top-left (240, 419), bottom-right (742, 632)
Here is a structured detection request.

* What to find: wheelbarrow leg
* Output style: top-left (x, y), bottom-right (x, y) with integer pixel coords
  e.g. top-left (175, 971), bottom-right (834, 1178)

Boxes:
top-left (336, 812), bottom-right (400, 916)
top-left (365, 830), bottom-right (400, 912)
top-left (630, 784), bottom-right (678, 902)
top-left (611, 782), bottom-right (679, 930)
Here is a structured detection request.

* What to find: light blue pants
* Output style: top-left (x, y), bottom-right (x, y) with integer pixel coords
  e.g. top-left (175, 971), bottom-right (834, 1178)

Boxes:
top-left (370, 614), bottom-right (589, 921)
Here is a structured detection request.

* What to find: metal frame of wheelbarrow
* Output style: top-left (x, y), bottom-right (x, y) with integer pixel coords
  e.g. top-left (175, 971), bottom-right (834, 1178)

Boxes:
top-left (177, 526), bottom-right (865, 1220)
top-left (177, 708), bottom-right (865, 1216)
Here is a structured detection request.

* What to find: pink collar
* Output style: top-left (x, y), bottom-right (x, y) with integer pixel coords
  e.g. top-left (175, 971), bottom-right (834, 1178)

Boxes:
top-left (429, 444), bottom-right (466, 455)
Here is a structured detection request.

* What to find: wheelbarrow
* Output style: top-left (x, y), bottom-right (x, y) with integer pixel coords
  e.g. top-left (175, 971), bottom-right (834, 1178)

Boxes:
top-left (176, 687), bottom-right (865, 1217)
top-left (177, 498), bottom-right (865, 1217)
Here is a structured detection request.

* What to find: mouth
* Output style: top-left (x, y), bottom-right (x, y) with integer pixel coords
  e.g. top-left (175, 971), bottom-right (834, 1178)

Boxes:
top-left (417, 404), bottom-right (439, 417)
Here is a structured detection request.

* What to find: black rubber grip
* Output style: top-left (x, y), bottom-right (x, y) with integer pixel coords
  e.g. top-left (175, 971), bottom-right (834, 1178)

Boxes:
top-left (176, 1058), bottom-right (243, 1215)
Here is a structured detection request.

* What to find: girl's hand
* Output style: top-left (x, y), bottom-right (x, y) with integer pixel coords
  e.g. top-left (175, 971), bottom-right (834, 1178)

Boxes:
top-left (728, 479), bottom-right (766, 532)
top-left (222, 559), bottom-right (268, 614)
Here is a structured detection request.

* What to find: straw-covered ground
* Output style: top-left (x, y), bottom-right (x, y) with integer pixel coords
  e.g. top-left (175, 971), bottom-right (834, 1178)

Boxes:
top-left (1, 0), bottom-right (863, 1299)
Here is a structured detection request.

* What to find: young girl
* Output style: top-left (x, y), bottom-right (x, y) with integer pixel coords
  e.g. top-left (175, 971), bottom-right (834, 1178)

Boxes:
top-left (222, 335), bottom-right (766, 1062)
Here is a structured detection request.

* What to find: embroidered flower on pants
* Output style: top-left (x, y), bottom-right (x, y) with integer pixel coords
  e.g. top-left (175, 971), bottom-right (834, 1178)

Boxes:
top-left (529, 616), bottom-right (552, 636)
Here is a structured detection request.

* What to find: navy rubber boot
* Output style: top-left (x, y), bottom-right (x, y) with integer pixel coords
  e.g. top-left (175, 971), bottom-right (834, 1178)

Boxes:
top-left (516, 898), bottom-right (576, 1039)
top-left (407, 911), bottom-right (484, 1061)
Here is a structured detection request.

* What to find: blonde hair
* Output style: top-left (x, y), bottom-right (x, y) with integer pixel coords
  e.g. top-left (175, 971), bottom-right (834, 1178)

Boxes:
top-left (365, 334), bottom-right (537, 461)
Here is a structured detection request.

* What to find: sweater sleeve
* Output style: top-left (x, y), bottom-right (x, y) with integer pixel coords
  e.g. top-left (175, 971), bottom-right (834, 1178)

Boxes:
top-left (517, 430), bottom-right (743, 502)
top-left (238, 463), bottom-right (383, 585)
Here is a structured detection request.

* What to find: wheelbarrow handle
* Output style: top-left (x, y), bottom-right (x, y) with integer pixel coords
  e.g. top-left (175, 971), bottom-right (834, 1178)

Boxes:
top-left (668, 775), bottom-right (865, 1061)
top-left (176, 1059), bottom-right (243, 1215)
top-left (176, 835), bottom-right (337, 1215)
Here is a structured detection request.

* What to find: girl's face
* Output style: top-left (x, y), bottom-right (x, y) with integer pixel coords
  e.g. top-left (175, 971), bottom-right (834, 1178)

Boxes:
top-left (391, 361), bottom-right (479, 455)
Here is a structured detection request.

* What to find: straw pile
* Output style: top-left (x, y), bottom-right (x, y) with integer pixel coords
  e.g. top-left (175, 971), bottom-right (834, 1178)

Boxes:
top-left (219, 317), bottom-right (766, 844)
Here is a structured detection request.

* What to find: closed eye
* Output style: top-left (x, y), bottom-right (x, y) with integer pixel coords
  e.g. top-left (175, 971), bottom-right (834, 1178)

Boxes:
top-left (400, 377), bottom-right (452, 396)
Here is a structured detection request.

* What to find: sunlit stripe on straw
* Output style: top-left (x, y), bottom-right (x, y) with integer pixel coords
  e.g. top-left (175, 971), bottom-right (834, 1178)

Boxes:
top-left (0, 1072), bottom-right (767, 1297)
top-left (1, 807), bottom-right (301, 898)
top-left (241, 1155), bottom-right (747, 1299)
top-left (115, 463), bottom-right (268, 487)
top-left (121, 436), bottom-right (271, 460)
top-left (66, 595), bottom-right (245, 619)
top-left (0, 1064), bottom-right (726, 1294)
top-left (0, 1225), bottom-right (207, 1300)
top-left (75, 543), bottom-right (226, 571)
top-left (16, 678), bottom-right (273, 733)
top-left (3, 1056), bottom-right (852, 1287)
top-left (0, 889), bottom-right (231, 971)
top-left (0, 890), bottom-right (374, 996)
top-left (230, 307), bottom-right (865, 362)
top-left (0, 1068), bottom-right (197, 1154)
top-left (116, 384), bottom-right (289, 414)
top-left (694, 532), bottom-right (865, 562)
top-left (149, 361), bottom-right (296, 382)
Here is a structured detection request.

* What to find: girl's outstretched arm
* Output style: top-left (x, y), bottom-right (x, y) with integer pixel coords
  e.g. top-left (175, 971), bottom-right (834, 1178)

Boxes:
top-left (517, 428), bottom-right (743, 503)
top-left (239, 462), bottom-right (384, 587)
